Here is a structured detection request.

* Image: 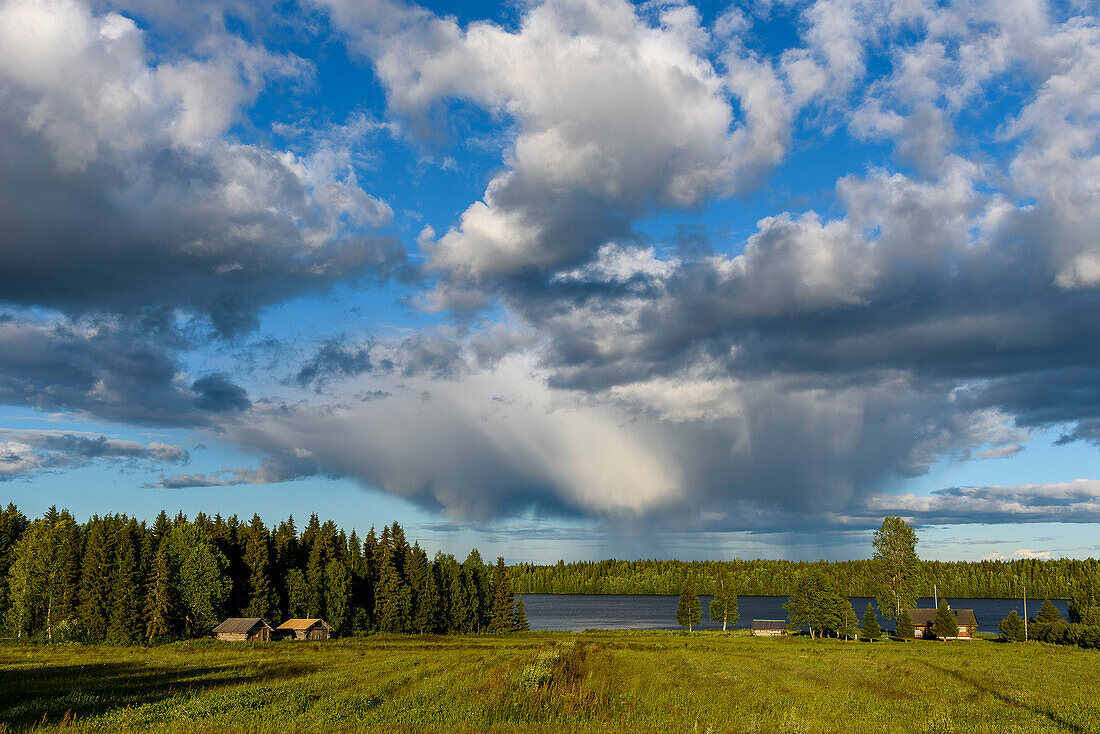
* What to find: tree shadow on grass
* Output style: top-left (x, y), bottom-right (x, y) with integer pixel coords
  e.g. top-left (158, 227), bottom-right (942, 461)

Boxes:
top-left (920, 660), bottom-right (1085, 733)
top-left (0, 657), bottom-right (316, 730)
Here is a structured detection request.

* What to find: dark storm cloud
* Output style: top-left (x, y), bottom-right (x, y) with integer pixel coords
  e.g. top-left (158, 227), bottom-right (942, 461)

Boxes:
top-left (0, 317), bottom-right (249, 427)
top-left (191, 373), bottom-right (253, 413)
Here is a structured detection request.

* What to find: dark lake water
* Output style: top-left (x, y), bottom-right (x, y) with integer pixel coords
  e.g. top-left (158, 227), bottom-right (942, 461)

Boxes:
top-left (518, 594), bottom-right (1070, 635)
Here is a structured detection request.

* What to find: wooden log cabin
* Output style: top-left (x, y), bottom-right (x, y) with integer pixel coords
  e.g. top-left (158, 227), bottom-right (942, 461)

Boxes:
top-left (907, 608), bottom-right (977, 639)
top-left (275, 618), bottom-right (334, 640)
top-left (212, 618), bottom-right (273, 641)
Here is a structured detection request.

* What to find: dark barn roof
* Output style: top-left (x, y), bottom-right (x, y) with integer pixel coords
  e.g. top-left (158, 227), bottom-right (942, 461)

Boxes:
top-left (907, 608), bottom-right (977, 626)
top-left (752, 619), bottom-right (788, 630)
top-left (213, 618), bottom-right (271, 634)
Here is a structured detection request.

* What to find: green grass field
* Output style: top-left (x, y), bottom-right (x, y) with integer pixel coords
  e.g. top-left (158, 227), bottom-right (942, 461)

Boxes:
top-left (1, 632), bottom-right (1098, 733)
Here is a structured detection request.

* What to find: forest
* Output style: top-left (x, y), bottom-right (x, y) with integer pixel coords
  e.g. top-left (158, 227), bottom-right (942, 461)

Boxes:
top-left (2, 503), bottom-right (1099, 644)
top-left (508, 556), bottom-right (1100, 599)
top-left (0, 504), bottom-right (526, 643)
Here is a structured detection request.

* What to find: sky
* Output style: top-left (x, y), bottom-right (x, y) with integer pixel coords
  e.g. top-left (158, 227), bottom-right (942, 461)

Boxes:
top-left (2, 0), bottom-right (1100, 563)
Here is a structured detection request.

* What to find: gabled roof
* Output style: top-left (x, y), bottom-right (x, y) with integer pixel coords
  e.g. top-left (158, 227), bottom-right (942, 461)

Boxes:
top-left (212, 618), bottom-right (272, 634)
top-left (276, 618), bottom-right (333, 631)
top-left (752, 619), bottom-right (788, 630)
top-left (907, 608), bottom-right (977, 626)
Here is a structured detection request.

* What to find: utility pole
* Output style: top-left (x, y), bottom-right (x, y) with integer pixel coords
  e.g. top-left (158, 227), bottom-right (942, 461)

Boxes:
top-left (1024, 586), bottom-right (1028, 642)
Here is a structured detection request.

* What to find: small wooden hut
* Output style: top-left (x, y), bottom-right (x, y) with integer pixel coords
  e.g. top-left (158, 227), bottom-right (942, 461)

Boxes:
top-left (751, 619), bottom-right (788, 636)
top-left (275, 618), bottom-right (334, 640)
top-left (212, 618), bottom-right (273, 641)
top-left (907, 608), bottom-right (977, 639)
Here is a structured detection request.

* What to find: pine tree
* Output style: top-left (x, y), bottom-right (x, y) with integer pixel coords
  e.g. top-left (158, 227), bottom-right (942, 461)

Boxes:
top-left (143, 542), bottom-right (177, 641)
top-left (1036, 599), bottom-right (1061, 623)
top-left (709, 574), bottom-right (739, 632)
top-left (490, 557), bottom-right (514, 632)
top-left (860, 602), bottom-right (882, 641)
top-left (896, 608), bottom-right (915, 641)
top-left (512, 595), bottom-right (530, 631)
top-left (999, 610), bottom-right (1025, 642)
top-left (838, 600), bottom-right (859, 640)
top-left (107, 528), bottom-right (142, 643)
top-left (676, 577), bottom-right (702, 632)
top-left (932, 599), bottom-right (958, 641)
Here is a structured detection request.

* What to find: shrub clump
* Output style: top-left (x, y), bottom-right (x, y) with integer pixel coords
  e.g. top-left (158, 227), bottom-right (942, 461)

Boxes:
top-left (519, 640), bottom-right (577, 689)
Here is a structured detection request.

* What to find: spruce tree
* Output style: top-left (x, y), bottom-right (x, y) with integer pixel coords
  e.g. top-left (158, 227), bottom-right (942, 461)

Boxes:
top-left (490, 557), bottom-right (514, 632)
top-left (411, 551), bottom-right (441, 635)
top-left (107, 528), bottom-right (142, 643)
top-left (285, 568), bottom-right (311, 618)
top-left (896, 608), bottom-right (915, 641)
top-left (709, 575), bottom-right (739, 632)
top-left (375, 544), bottom-right (408, 633)
top-left (446, 558), bottom-right (474, 633)
top-left (143, 542), bottom-right (177, 641)
top-left (512, 596), bottom-right (530, 631)
top-left (932, 599), bottom-right (958, 641)
top-left (860, 602), bottom-right (882, 641)
top-left (77, 518), bottom-right (112, 641)
top-left (325, 559), bottom-right (351, 633)
top-left (242, 515), bottom-right (275, 619)
top-left (1036, 599), bottom-right (1061, 623)
top-left (676, 577), bottom-right (702, 632)
top-left (463, 549), bottom-right (490, 631)
top-left (999, 610), bottom-right (1025, 642)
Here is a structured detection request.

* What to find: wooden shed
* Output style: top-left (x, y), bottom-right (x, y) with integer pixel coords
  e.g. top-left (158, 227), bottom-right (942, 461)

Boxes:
top-left (907, 608), bottom-right (977, 639)
top-left (751, 619), bottom-right (788, 636)
top-left (212, 617), bottom-right (273, 641)
top-left (275, 618), bottom-right (334, 640)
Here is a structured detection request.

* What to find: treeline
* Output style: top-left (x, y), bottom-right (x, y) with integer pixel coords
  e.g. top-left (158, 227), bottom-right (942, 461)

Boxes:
top-left (509, 557), bottom-right (1100, 599)
top-left (0, 504), bottom-right (528, 643)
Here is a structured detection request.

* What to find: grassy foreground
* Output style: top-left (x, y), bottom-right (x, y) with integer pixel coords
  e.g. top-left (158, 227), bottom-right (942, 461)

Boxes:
top-left (1, 632), bottom-right (1098, 733)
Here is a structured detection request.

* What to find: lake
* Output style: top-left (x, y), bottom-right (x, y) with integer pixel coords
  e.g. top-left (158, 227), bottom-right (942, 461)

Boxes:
top-left (518, 594), bottom-right (1070, 635)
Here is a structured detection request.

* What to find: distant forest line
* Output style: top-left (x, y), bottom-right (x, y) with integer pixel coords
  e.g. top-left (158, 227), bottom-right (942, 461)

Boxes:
top-left (510, 558), bottom-right (1100, 600)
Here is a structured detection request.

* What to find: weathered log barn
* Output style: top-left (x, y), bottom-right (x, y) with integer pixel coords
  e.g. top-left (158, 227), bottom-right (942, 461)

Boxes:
top-left (212, 617), bottom-right (273, 641)
top-left (275, 618), bottom-right (334, 640)
top-left (907, 608), bottom-right (977, 639)
top-left (751, 619), bottom-right (788, 636)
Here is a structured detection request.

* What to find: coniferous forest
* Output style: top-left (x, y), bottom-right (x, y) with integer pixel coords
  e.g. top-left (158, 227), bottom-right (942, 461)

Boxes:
top-left (0, 504), bottom-right (522, 643)
top-left (2, 504), bottom-right (1099, 645)
top-left (509, 557), bottom-right (1100, 600)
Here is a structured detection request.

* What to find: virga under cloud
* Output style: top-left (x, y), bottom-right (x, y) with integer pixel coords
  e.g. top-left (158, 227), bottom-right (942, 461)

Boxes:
top-left (2, 0), bottom-right (1100, 542)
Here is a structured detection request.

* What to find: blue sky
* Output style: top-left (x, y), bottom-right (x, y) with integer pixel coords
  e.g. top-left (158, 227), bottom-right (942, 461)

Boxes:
top-left (2, 0), bottom-right (1100, 563)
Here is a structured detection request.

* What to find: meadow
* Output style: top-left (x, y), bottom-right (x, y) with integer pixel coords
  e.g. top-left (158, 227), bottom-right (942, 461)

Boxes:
top-left (1, 632), bottom-right (1098, 733)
